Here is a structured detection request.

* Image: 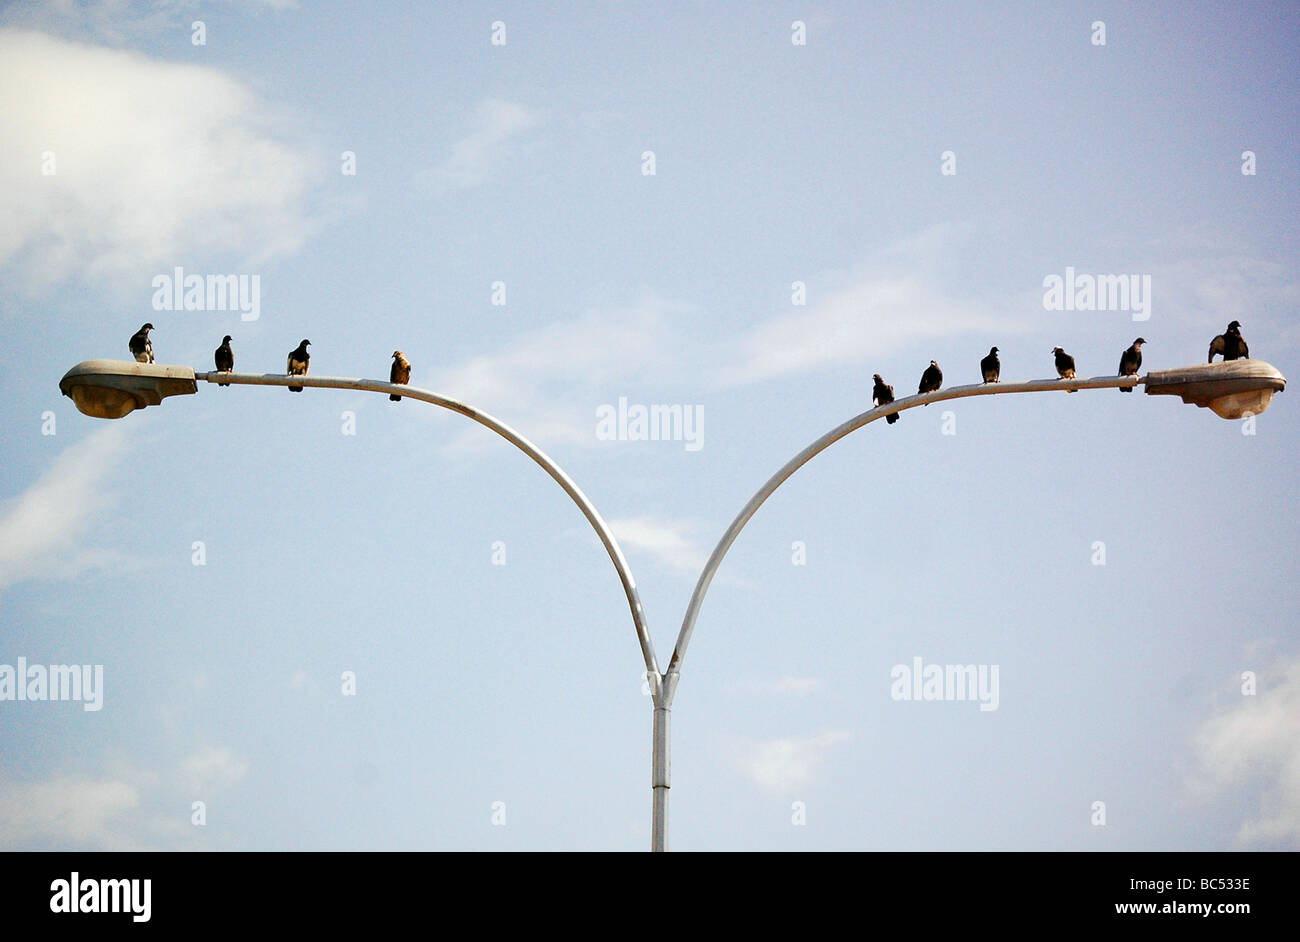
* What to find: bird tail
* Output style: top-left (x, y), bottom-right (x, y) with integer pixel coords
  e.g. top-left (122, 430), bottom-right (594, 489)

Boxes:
top-left (289, 385), bottom-right (303, 393)
top-left (390, 394), bottom-right (402, 402)
top-left (1119, 386), bottom-right (1132, 393)
top-left (886, 413), bottom-right (898, 424)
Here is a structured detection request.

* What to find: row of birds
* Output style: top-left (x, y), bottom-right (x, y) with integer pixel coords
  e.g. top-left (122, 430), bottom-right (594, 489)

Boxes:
top-left (126, 319), bottom-right (1252, 415)
top-left (871, 320), bottom-right (1250, 424)
top-left (127, 324), bottom-right (412, 400)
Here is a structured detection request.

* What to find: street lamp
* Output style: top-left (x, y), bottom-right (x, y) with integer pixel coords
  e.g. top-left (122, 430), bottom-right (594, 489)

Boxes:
top-left (59, 360), bottom-right (667, 847)
top-left (650, 362), bottom-right (1286, 852)
top-left (58, 359), bottom-right (198, 419)
top-left (57, 356), bottom-right (1289, 850)
top-left (1144, 359), bottom-right (1286, 419)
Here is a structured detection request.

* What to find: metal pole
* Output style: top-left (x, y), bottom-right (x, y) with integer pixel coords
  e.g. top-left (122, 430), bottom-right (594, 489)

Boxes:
top-left (649, 669), bottom-right (679, 852)
top-left (649, 672), bottom-right (668, 852)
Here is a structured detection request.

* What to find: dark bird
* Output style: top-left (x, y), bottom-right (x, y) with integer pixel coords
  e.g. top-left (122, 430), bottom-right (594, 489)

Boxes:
top-left (1208, 320), bottom-right (1249, 362)
top-left (1117, 338), bottom-right (1144, 392)
top-left (980, 346), bottom-right (1001, 383)
top-left (389, 351), bottom-right (411, 401)
top-left (214, 335), bottom-right (234, 386)
top-left (918, 360), bottom-right (943, 399)
top-left (872, 373), bottom-right (898, 424)
top-left (286, 339), bottom-right (310, 392)
top-left (128, 323), bottom-right (154, 363)
top-left (1052, 346), bottom-right (1077, 392)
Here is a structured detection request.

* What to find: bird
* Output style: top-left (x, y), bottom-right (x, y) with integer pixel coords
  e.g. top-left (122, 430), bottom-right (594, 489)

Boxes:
top-left (389, 351), bottom-right (411, 401)
top-left (286, 339), bottom-right (310, 392)
top-left (128, 323), bottom-right (154, 363)
top-left (872, 373), bottom-right (898, 424)
top-left (214, 335), bottom-right (234, 385)
top-left (980, 346), bottom-right (1001, 383)
top-left (1052, 346), bottom-right (1077, 392)
top-left (918, 360), bottom-right (943, 399)
top-left (1208, 321), bottom-right (1249, 362)
top-left (1117, 338), bottom-right (1144, 392)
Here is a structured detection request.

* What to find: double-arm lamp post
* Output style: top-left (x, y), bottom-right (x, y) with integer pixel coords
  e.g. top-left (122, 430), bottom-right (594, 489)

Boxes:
top-left (60, 355), bottom-right (1285, 851)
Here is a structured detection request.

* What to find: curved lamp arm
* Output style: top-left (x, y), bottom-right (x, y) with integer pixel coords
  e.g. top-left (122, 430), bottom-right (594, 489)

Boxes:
top-left (192, 370), bottom-right (661, 678)
top-left (663, 372), bottom-right (1140, 694)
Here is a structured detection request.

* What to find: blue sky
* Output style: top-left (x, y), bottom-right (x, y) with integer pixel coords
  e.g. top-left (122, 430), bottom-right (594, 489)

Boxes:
top-left (0, 0), bottom-right (1297, 851)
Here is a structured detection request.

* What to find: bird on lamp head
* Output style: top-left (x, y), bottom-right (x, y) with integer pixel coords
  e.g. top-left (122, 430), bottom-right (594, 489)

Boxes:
top-left (129, 323), bottom-right (154, 363)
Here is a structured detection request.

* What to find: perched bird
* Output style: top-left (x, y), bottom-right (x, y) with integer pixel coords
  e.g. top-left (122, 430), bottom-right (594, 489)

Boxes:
top-left (1117, 338), bottom-right (1144, 392)
top-left (129, 323), bottom-right (154, 363)
top-left (980, 346), bottom-right (1001, 383)
top-left (286, 339), bottom-right (310, 392)
top-left (918, 360), bottom-right (943, 399)
top-left (1052, 346), bottom-right (1077, 392)
top-left (872, 373), bottom-right (898, 424)
top-left (389, 351), bottom-right (411, 401)
top-left (1208, 320), bottom-right (1249, 362)
top-left (214, 335), bottom-right (234, 386)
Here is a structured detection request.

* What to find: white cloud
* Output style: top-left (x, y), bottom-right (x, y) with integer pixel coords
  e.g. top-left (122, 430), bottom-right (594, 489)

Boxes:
top-left (0, 424), bottom-right (129, 592)
top-left (0, 776), bottom-right (145, 849)
top-left (609, 517), bottom-right (708, 573)
top-left (720, 223), bottom-right (1018, 386)
top-left (726, 676), bottom-right (824, 697)
top-left (1149, 256), bottom-right (1300, 357)
top-left (3, 1), bottom-right (298, 45)
top-left (1191, 657), bottom-right (1300, 848)
top-left (429, 293), bottom-right (691, 451)
top-left (181, 746), bottom-right (250, 794)
top-left (738, 730), bottom-right (852, 793)
top-left (0, 746), bottom-right (249, 850)
top-left (414, 98), bottom-right (542, 196)
top-left (0, 28), bottom-right (317, 289)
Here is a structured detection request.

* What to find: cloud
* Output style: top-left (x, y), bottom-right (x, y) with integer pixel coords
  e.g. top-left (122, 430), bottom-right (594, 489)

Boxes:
top-left (0, 28), bottom-right (318, 289)
top-left (0, 746), bottom-right (249, 850)
top-left (2, 1), bottom-right (298, 45)
top-left (414, 98), bottom-right (542, 196)
top-left (1191, 657), bottom-right (1300, 848)
top-left (1145, 249), bottom-right (1300, 356)
top-left (181, 746), bottom-right (250, 794)
top-left (725, 676), bottom-right (824, 697)
top-left (719, 223), bottom-right (1021, 386)
top-left (609, 517), bottom-right (708, 573)
top-left (737, 730), bottom-right (852, 793)
top-left (0, 424), bottom-right (129, 592)
top-left (0, 776), bottom-right (145, 849)
top-left (429, 293), bottom-right (692, 451)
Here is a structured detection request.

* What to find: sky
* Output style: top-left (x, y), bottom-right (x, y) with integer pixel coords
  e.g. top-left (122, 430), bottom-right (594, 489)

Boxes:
top-left (0, 0), bottom-right (1297, 851)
